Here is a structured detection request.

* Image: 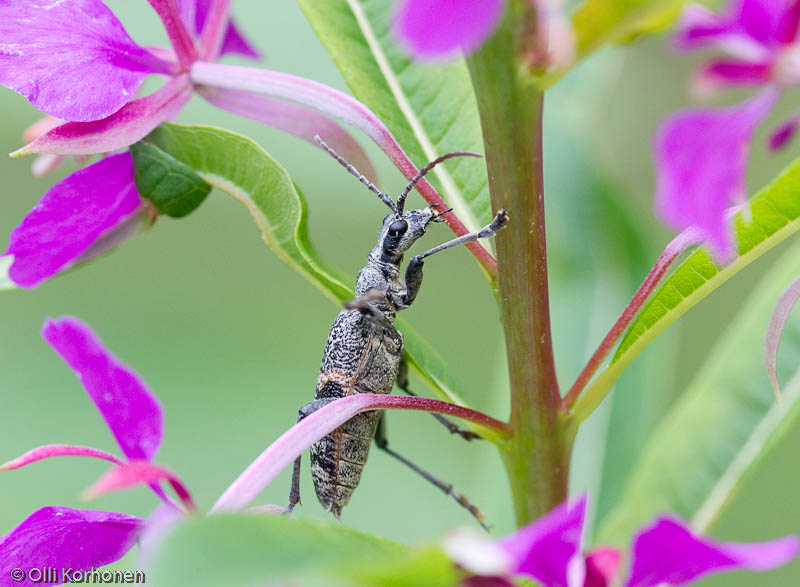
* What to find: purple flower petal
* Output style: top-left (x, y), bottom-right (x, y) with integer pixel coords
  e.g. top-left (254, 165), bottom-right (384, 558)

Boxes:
top-left (674, 1), bottom-right (794, 58)
top-left (0, 445), bottom-right (123, 472)
top-left (146, 0), bottom-right (198, 68)
top-left (84, 461), bottom-right (196, 512)
top-left (768, 115), bottom-right (800, 150)
top-left (585, 547), bottom-right (622, 587)
top-left (4, 153), bottom-right (142, 288)
top-left (0, 506), bottom-right (142, 585)
top-left (764, 275), bottom-right (800, 399)
top-left (625, 517), bottom-right (799, 587)
top-left (192, 0), bottom-right (260, 59)
top-left (14, 75), bottom-right (193, 156)
top-left (692, 60), bottom-right (772, 96)
top-left (654, 88), bottom-right (779, 261)
top-left (393, 0), bottom-right (506, 60)
top-left (197, 85), bottom-right (377, 180)
top-left (41, 316), bottom-right (164, 462)
top-left (0, 0), bottom-right (173, 122)
top-left (212, 393), bottom-right (506, 512)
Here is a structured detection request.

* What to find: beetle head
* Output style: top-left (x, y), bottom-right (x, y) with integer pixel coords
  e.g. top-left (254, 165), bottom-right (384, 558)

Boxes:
top-left (379, 206), bottom-right (445, 261)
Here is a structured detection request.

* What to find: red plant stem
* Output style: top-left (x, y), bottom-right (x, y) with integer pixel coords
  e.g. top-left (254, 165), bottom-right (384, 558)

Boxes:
top-left (198, 0), bottom-right (232, 61)
top-left (564, 227), bottom-right (704, 409)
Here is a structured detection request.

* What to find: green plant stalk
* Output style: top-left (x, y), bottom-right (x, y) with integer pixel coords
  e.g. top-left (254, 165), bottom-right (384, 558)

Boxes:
top-left (467, 6), bottom-right (571, 526)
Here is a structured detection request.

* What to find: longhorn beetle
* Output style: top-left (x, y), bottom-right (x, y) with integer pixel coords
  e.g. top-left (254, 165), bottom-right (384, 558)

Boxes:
top-left (285, 135), bottom-right (509, 529)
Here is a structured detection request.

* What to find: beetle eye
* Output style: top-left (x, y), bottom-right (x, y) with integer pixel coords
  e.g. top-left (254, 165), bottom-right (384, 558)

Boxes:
top-left (388, 219), bottom-right (408, 237)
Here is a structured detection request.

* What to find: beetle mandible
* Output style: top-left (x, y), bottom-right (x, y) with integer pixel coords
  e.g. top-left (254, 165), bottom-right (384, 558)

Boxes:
top-left (285, 135), bottom-right (509, 529)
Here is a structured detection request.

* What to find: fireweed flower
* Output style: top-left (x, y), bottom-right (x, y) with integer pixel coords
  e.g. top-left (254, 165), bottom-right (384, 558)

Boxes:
top-left (443, 495), bottom-right (799, 587)
top-left (0, 0), bottom-right (378, 289)
top-left (655, 0), bottom-right (800, 260)
top-left (0, 317), bottom-right (194, 583)
top-left (392, 0), bottom-right (573, 68)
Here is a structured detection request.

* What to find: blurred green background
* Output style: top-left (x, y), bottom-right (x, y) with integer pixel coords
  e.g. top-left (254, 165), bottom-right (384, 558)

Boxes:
top-left (1, 1), bottom-right (799, 585)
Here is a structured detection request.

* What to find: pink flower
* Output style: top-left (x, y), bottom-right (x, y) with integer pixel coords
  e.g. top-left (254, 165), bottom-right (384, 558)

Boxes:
top-left (1, 0), bottom-right (379, 289)
top-left (655, 1), bottom-right (800, 260)
top-left (444, 496), bottom-right (799, 586)
top-left (0, 317), bottom-right (193, 584)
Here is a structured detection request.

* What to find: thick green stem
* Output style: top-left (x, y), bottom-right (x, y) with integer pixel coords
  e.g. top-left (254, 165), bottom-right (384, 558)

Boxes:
top-left (467, 6), bottom-right (571, 526)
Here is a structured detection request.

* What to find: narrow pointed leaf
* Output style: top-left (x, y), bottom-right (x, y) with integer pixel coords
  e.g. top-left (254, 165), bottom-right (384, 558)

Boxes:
top-left (572, 0), bottom-right (689, 62)
top-left (130, 140), bottom-right (212, 218)
top-left (298, 0), bottom-right (491, 238)
top-left (149, 514), bottom-right (456, 587)
top-left (574, 157), bottom-right (800, 421)
top-left (596, 235), bottom-right (800, 546)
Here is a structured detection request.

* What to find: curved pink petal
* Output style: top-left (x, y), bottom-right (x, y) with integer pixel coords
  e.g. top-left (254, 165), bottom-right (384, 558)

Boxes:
top-left (41, 316), bottom-right (164, 462)
top-left (211, 393), bottom-right (506, 512)
top-left (497, 495), bottom-right (587, 587)
top-left (4, 153), bottom-right (142, 288)
top-left (585, 547), bottom-right (622, 587)
top-left (84, 461), bottom-right (195, 511)
top-left (0, 0), bottom-right (173, 122)
top-left (0, 507), bottom-right (142, 583)
top-left (0, 445), bottom-right (122, 472)
top-left (692, 60), bottom-right (772, 96)
top-left (14, 75), bottom-right (193, 156)
top-left (764, 275), bottom-right (800, 399)
top-left (675, 1), bottom-right (796, 57)
top-left (393, 0), bottom-right (506, 60)
top-left (147, 0), bottom-right (198, 68)
top-left (654, 88), bottom-right (779, 261)
top-left (197, 85), bottom-right (377, 180)
top-left (625, 517), bottom-right (799, 587)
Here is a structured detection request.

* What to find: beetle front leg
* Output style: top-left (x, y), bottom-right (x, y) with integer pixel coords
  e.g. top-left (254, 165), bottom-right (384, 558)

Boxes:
top-left (284, 398), bottom-right (338, 515)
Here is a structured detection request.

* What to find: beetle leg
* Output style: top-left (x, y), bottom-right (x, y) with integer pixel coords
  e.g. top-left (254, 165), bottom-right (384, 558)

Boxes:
top-left (284, 398), bottom-right (338, 516)
top-left (396, 358), bottom-right (481, 442)
top-left (374, 414), bottom-right (490, 532)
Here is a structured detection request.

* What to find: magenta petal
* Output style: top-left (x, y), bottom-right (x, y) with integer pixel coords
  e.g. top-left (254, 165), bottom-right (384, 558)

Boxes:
top-left (41, 317), bottom-right (164, 462)
top-left (0, 0), bottom-right (172, 122)
top-left (0, 507), bottom-right (142, 584)
top-left (393, 0), bottom-right (506, 60)
top-left (675, 1), bottom-right (792, 57)
top-left (585, 547), bottom-right (623, 587)
top-left (694, 60), bottom-right (772, 93)
top-left (654, 88), bottom-right (779, 261)
top-left (197, 85), bottom-right (377, 180)
top-left (768, 115), bottom-right (800, 150)
top-left (192, 0), bottom-right (260, 59)
top-left (15, 75), bottom-right (193, 156)
top-left (0, 445), bottom-right (122, 472)
top-left (625, 517), bottom-right (799, 587)
top-left (4, 153), bottom-right (142, 288)
top-left (85, 461), bottom-right (195, 511)
top-left (497, 495), bottom-right (587, 587)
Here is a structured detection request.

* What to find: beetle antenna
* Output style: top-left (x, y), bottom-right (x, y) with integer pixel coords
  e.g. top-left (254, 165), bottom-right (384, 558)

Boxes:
top-left (314, 134), bottom-right (397, 212)
top-left (396, 151), bottom-right (482, 213)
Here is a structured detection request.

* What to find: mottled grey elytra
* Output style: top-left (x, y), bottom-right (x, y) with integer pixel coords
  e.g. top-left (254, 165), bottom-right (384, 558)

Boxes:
top-left (285, 135), bottom-right (508, 529)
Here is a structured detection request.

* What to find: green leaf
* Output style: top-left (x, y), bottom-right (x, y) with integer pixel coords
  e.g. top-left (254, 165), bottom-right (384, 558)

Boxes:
top-left (148, 514), bottom-right (458, 587)
top-left (574, 157), bottom-right (800, 421)
top-left (0, 255), bottom-right (16, 291)
top-left (137, 122), bottom-right (353, 305)
top-left (596, 235), bottom-right (800, 545)
top-left (130, 140), bottom-right (211, 218)
top-left (572, 0), bottom-right (689, 59)
top-left (298, 0), bottom-right (491, 236)
top-left (134, 122), bottom-right (489, 437)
